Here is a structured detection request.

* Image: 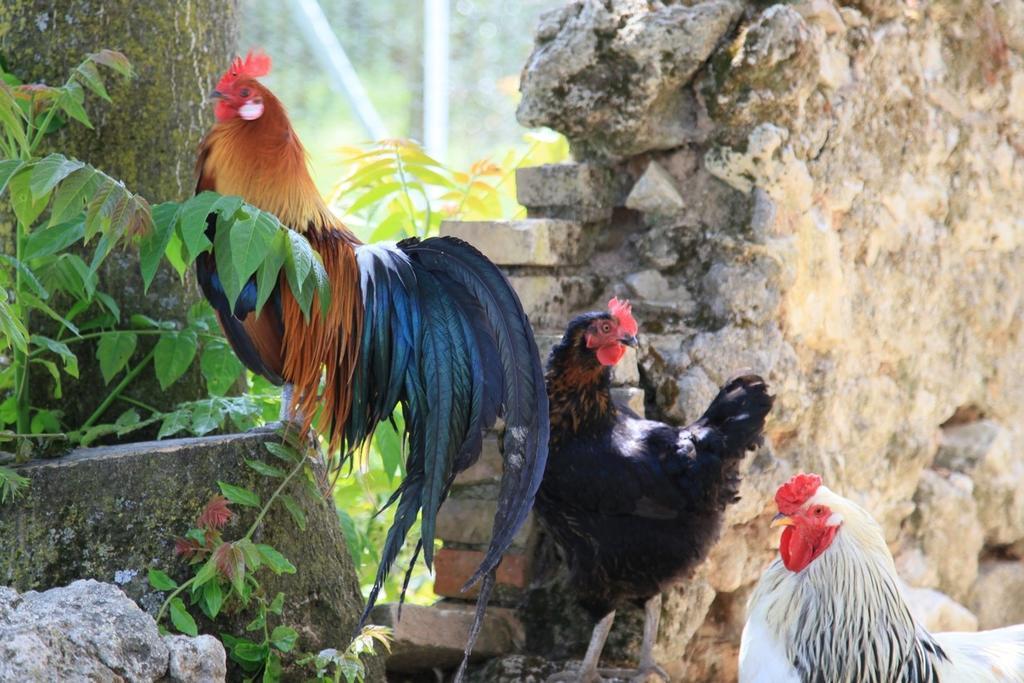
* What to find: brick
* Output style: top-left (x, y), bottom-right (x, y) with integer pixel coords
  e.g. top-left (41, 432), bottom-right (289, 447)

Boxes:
top-left (433, 547), bottom-right (530, 598)
top-left (436, 498), bottom-right (536, 549)
top-left (516, 163), bottom-right (614, 221)
top-left (440, 218), bottom-right (584, 266)
top-left (370, 602), bottom-right (523, 672)
top-left (454, 434), bottom-right (502, 486)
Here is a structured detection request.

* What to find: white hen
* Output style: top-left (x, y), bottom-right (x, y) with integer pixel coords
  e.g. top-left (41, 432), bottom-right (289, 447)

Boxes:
top-left (739, 472), bottom-right (1024, 683)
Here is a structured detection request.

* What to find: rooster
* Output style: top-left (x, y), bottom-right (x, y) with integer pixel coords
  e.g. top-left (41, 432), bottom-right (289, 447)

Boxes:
top-left (740, 472), bottom-right (1024, 682)
top-left (193, 52), bottom-right (548, 664)
top-left (537, 298), bottom-right (773, 682)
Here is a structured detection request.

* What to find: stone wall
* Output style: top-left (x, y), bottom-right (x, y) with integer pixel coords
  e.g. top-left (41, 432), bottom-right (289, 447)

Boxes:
top-left (440, 0), bottom-right (1024, 680)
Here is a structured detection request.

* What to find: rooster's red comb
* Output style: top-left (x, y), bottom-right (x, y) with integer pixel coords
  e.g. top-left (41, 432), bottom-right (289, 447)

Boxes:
top-left (608, 297), bottom-right (638, 336)
top-left (775, 473), bottom-right (822, 515)
top-left (216, 50), bottom-right (271, 92)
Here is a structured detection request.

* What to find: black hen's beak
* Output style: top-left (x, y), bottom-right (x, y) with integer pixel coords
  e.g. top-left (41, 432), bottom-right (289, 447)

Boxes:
top-left (619, 335), bottom-right (638, 348)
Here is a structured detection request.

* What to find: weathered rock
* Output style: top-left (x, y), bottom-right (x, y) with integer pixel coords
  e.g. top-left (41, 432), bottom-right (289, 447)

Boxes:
top-left (466, 654), bottom-right (562, 683)
top-left (508, 274), bottom-right (601, 329)
top-left (516, 163), bottom-right (615, 221)
top-left (970, 561), bottom-right (1024, 630)
top-left (902, 583), bottom-right (979, 633)
top-left (935, 420), bottom-right (1024, 546)
top-left (436, 498), bottom-right (535, 550)
top-left (0, 579), bottom-right (222, 682)
top-left (441, 219), bottom-right (585, 266)
top-left (625, 161), bottom-right (686, 217)
top-left (372, 602), bottom-right (524, 673)
top-left (897, 470), bottom-right (984, 603)
top-left (0, 432), bottom-right (383, 680)
top-left (164, 635), bottom-right (227, 683)
top-left (517, 0), bottom-right (743, 160)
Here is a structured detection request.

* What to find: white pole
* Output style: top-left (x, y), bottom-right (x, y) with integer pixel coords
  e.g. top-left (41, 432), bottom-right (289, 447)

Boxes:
top-left (289, 0), bottom-right (389, 140)
top-left (423, 0), bottom-right (450, 160)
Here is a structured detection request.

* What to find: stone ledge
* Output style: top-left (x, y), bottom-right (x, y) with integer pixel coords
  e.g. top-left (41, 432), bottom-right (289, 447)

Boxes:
top-left (440, 219), bottom-right (584, 266)
top-left (508, 274), bottom-right (600, 330)
top-left (371, 602), bottom-right (524, 673)
top-left (516, 164), bottom-right (614, 221)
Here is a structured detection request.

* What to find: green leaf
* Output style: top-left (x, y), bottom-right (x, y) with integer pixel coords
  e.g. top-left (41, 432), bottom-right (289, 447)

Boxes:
top-left (280, 494), bottom-right (307, 531)
top-left (8, 167), bottom-right (50, 226)
top-left (213, 213), bottom-right (242, 312)
top-left (89, 49), bottom-right (134, 78)
top-left (178, 192), bottom-right (219, 262)
top-left (200, 340), bottom-right (243, 396)
top-left (270, 625), bottom-right (298, 653)
top-left (22, 218), bottom-right (85, 261)
top-left (58, 88), bottom-right (92, 129)
top-left (154, 329), bottom-right (198, 390)
top-left (346, 181), bottom-right (402, 215)
top-left (31, 335), bottom-right (78, 378)
top-left (245, 611), bottom-right (266, 632)
top-left (230, 640), bottom-right (268, 664)
top-left (74, 60), bottom-right (110, 101)
top-left (0, 298), bottom-right (28, 353)
top-left (201, 579), bottom-right (224, 619)
top-left (255, 229), bottom-right (287, 313)
top-left (97, 331), bottom-right (137, 384)
top-left (83, 181), bottom-right (118, 243)
top-left (217, 481), bottom-right (260, 508)
top-left (264, 441), bottom-right (300, 463)
top-left (93, 291), bottom-right (120, 321)
top-left (158, 409), bottom-right (191, 439)
top-left (147, 568), bottom-right (177, 591)
top-left (268, 592), bottom-right (285, 615)
top-left (141, 202), bottom-right (179, 291)
top-left (191, 556), bottom-right (218, 589)
top-left (190, 401), bottom-right (221, 436)
top-left (0, 159), bottom-right (24, 195)
top-left (30, 409), bottom-right (60, 434)
top-left (255, 544), bottom-right (295, 574)
top-left (33, 358), bottom-right (62, 398)
top-left (169, 597), bottom-right (198, 637)
top-left (29, 154), bottom-right (85, 199)
top-left (0, 254), bottom-right (48, 300)
top-left (114, 408), bottom-right (141, 434)
top-left (48, 167), bottom-right (96, 226)
top-left (245, 459), bottom-right (285, 478)
top-left (229, 212), bottom-right (275, 292)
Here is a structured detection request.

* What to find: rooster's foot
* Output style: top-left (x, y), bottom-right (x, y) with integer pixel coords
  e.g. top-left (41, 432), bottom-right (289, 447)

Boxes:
top-left (544, 667), bottom-right (603, 683)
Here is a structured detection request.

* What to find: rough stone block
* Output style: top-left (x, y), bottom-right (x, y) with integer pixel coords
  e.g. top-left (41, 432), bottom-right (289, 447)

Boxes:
top-left (436, 498), bottom-right (535, 550)
top-left (611, 387), bottom-right (646, 417)
top-left (440, 219), bottom-right (584, 266)
top-left (453, 434), bottom-right (503, 486)
top-left (0, 432), bottom-right (382, 679)
top-left (516, 164), bottom-right (614, 221)
top-left (625, 161), bottom-right (686, 216)
top-left (508, 274), bottom-right (599, 330)
top-left (371, 602), bottom-right (524, 673)
top-left (970, 560), bottom-right (1024, 630)
top-left (433, 548), bottom-right (530, 599)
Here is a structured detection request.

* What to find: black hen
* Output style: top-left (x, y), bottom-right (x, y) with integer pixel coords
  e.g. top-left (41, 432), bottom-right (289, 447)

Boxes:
top-left (536, 299), bottom-right (773, 682)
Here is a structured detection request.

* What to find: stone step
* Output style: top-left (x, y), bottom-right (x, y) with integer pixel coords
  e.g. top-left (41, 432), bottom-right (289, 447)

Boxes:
top-left (371, 602), bottom-right (524, 673)
top-left (516, 163), bottom-right (615, 222)
top-left (508, 274), bottom-right (600, 331)
top-left (432, 547), bottom-right (530, 599)
top-left (440, 218), bottom-right (584, 266)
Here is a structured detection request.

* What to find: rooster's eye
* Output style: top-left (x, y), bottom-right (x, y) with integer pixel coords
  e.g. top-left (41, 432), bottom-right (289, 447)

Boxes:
top-left (240, 88), bottom-right (251, 98)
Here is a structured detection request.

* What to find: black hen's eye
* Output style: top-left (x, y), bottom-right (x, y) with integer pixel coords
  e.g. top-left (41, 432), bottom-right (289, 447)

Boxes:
top-left (240, 87), bottom-right (251, 98)
top-left (600, 322), bottom-right (611, 333)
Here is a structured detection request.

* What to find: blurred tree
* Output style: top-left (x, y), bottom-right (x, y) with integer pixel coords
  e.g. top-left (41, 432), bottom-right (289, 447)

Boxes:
top-left (0, 1), bottom-right (240, 431)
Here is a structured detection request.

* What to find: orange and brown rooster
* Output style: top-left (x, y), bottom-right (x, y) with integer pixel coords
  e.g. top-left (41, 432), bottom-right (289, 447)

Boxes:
top-left (193, 52), bottom-right (548, 664)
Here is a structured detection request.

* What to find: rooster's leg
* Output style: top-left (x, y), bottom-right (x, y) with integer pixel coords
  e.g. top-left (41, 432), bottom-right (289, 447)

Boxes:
top-left (280, 383), bottom-right (294, 421)
top-left (594, 595), bottom-right (668, 682)
top-left (546, 610), bottom-right (616, 683)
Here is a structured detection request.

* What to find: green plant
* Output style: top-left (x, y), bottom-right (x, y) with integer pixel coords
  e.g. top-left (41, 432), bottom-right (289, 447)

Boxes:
top-left (149, 436), bottom-right (308, 680)
top-left (297, 625), bottom-right (393, 683)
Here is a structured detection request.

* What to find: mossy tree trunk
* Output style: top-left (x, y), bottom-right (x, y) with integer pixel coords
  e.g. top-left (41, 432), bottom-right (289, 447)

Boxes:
top-left (0, 1), bottom-right (240, 434)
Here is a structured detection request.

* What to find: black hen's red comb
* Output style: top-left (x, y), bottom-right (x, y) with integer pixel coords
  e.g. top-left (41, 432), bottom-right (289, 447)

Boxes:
top-left (608, 297), bottom-right (638, 336)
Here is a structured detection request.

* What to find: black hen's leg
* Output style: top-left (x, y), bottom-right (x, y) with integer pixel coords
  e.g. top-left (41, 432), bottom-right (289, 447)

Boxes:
top-left (593, 595), bottom-right (669, 682)
top-left (547, 610), bottom-right (616, 683)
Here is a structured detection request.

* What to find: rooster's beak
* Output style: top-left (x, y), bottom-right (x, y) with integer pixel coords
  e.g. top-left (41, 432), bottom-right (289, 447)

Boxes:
top-left (208, 90), bottom-right (224, 101)
top-left (771, 513), bottom-right (794, 528)
top-left (619, 335), bottom-right (638, 348)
